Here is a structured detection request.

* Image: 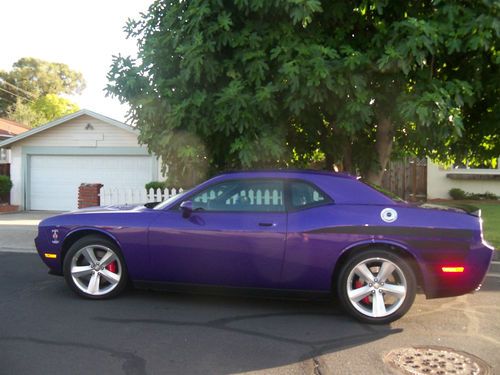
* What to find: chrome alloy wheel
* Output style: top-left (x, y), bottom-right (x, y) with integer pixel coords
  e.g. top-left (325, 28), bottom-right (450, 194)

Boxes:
top-left (346, 257), bottom-right (407, 318)
top-left (70, 245), bottom-right (122, 296)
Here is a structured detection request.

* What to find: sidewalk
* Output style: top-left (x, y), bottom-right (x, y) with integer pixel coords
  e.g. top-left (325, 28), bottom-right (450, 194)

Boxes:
top-left (0, 211), bottom-right (63, 252)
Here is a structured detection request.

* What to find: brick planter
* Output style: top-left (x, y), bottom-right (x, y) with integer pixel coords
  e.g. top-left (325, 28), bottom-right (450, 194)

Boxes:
top-left (0, 204), bottom-right (19, 213)
top-left (78, 183), bottom-right (103, 209)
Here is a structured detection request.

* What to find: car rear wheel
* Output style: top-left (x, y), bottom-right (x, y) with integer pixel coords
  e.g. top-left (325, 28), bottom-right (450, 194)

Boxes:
top-left (337, 249), bottom-right (416, 324)
top-left (63, 236), bottom-right (128, 299)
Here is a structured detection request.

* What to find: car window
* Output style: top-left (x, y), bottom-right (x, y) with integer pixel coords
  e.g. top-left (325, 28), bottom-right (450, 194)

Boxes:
top-left (154, 188), bottom-right (192, 210)
top-left (191, 179), bottom-right (285, 212)
top-left (290, 181), bottom-right (329, 209)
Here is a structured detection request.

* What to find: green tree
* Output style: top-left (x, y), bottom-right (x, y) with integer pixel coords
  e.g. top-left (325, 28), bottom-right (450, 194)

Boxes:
top-left (0, 57), bottom-right (85, 125)
top-left (6, 94), bottom-right (80, 128)
top-left (107, 0), bottom-right (499, 184)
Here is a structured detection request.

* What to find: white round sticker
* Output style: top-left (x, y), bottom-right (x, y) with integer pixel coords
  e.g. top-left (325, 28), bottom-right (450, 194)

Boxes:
top-left (380, 208), bottom-right (398, 223)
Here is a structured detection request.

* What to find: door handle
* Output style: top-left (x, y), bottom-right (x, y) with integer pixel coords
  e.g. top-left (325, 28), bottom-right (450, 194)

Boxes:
top-left (258, 222), bottom-right (275, 227)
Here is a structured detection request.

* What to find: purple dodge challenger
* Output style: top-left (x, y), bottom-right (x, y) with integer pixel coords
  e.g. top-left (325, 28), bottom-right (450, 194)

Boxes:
top-left (35, 170), bottom-right (494, 323)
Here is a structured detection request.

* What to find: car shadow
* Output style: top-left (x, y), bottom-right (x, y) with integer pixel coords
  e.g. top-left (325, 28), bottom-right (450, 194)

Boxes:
top-left (88, 288), bottom-right (402, 374)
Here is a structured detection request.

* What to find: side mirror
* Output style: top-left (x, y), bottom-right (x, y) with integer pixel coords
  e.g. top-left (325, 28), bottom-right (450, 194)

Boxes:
top-left (180, 200), bottom-right (193, 218)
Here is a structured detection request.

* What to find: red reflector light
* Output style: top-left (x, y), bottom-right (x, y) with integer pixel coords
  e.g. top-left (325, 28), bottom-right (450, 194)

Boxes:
top-left (441, 266), bottom-right (465, 273)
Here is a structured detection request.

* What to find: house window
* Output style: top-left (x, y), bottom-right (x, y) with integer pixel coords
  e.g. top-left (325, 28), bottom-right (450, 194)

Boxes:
top-left (0, 148), bottom-right (8, 163)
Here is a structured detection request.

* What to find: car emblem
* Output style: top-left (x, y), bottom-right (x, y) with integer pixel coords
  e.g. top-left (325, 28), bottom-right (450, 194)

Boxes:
top-left (51, 229), bottom-right (60, 244)
top-left (380, 208), bottom-right (398, 223)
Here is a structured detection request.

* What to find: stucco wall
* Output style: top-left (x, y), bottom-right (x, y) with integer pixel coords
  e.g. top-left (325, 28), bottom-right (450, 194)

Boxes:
top-left (427, 159), bottom-right (500, 199)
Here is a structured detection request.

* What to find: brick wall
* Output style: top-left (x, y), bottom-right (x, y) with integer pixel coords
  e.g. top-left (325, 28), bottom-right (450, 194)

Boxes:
top-left (78, 183), bottom-right (103, 209)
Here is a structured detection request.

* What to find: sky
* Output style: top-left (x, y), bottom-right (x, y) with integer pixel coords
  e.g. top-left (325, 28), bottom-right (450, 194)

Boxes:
top-left (0, 0), bottom-right (153, 123)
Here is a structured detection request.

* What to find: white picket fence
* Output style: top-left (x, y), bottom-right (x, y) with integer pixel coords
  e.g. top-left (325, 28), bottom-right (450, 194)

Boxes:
top-left (194, 189), bottom-right (283, 206)
top-left (100, 187), bottom-right (183, 206)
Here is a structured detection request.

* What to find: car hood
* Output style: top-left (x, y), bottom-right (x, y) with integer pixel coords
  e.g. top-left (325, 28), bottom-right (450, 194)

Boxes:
top-left (67, 204), bottom-right (150, 214)
top-left (38, 204), bottom-right (160, 228)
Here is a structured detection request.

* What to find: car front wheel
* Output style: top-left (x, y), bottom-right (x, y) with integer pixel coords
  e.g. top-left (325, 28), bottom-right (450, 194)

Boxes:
top-left (63, 236), bottom-right (128, 299)
top-left (337, 249), bottom-right (416, 324)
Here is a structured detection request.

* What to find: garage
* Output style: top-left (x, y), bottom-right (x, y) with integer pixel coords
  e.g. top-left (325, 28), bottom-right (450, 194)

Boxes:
top-left (29, 155), bottom-right (153, 210)
top-left (0, 109), bottom-right (162, 211)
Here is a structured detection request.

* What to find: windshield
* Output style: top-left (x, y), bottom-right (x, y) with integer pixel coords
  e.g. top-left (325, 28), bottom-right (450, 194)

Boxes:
top-left (364, 181), bottom-right (405, 203)
top-left (153, 188), bottom-right (192, 210)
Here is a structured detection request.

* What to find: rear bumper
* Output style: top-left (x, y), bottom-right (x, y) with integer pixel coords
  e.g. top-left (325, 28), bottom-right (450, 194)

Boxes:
top-left (424, 242), bottom-right (494, 299)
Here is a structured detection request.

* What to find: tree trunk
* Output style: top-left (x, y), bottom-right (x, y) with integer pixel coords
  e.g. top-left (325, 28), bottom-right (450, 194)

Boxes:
top-left (324, 152), bottom-right (335, 171)
top-left (366, 118), bottom-right (393, 185)
top-left (342, 142), bottom-right (353, 174)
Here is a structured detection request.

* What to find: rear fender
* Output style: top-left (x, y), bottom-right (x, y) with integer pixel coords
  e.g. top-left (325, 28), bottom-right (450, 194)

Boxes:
top-left (334, 238), bottom-right (427, 293)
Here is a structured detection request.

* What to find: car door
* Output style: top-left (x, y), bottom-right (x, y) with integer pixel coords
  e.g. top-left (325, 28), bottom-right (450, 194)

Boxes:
top-left (148, 178), bottom-right (287, 288)
top-left (280, 180), bottom-right (337, 291)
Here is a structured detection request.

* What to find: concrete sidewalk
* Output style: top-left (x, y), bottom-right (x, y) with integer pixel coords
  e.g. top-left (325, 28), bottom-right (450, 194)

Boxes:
top-left (0, 211), bottom-right (63, 252)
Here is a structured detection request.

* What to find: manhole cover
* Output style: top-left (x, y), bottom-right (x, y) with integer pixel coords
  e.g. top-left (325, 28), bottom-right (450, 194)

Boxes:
top-left (384, 346), bottom-right (491, 375)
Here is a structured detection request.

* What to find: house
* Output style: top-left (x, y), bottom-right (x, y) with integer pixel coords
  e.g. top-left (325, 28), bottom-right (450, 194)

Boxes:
top-left (0, 118), bottom-right (29, 164)
top-left (0, 109), bottom-right (163, 211)
top-left (0, 117), bottom-right (29, 141)
top-left (427, 159), bottom-right (500, 199)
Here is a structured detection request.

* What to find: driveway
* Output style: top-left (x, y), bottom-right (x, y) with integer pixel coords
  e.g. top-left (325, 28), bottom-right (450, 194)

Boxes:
top-left (0, 211), bottom-right (62, 252)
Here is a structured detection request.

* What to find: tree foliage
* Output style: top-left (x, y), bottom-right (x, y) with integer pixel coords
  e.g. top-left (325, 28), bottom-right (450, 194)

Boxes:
top-left (0, 58), bottom-right (84, 127)
top-left (0, 175), bottom-right (13, 203)
top-left (107, 0), bottom-right (499, 185)
top-left (6, 94), bottom-right (80, 128)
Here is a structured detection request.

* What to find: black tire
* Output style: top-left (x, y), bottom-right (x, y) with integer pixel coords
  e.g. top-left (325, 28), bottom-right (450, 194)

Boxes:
top-left (63, 235), bottom-right (128, 299)
top-left (337, 249), bottom-right (416, 324)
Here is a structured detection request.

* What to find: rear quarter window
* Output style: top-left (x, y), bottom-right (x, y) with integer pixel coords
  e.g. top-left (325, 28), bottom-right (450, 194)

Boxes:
top-left (289, 181), bottom-right (331, 209)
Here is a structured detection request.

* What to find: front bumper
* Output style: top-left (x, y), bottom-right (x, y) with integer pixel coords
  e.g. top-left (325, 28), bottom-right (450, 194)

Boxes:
top-left (34, 234), bottom-right (63, 275)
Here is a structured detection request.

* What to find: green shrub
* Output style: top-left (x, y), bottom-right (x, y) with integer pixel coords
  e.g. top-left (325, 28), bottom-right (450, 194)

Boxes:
top-left (0, 175), bottom-right (12, 203)
top-left (482, 191), bottom-right (498, 200)
top-left (468, 192), bottom-right (498, 200)
top-left (0, 175), bottom-right (12, 195)
top-left (449, 188), bottom-right (467, 200)
top-left (145, 181), bottom-right (167, 190)
top-left (449, 188), bottom-right (498, 201)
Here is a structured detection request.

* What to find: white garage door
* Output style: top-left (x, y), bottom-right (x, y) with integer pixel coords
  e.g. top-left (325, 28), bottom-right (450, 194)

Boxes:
top-left (29, 155), bottom-right (154, 210)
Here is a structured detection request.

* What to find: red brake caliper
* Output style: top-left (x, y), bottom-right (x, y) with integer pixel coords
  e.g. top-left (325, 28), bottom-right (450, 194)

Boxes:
top-left (355, 280), bottom-right (370, 304)
top-left (106, 261), bottom-right (117, 273)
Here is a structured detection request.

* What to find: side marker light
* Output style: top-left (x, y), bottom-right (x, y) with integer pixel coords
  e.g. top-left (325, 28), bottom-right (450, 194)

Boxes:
top-left (441, 266), bottom-right (464, 273)
top-left (44, 253), bottom-right (57, 259)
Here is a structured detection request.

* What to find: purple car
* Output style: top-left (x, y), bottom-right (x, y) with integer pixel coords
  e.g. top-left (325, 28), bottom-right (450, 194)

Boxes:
top-left (35, 170), bottom-right (494, 323)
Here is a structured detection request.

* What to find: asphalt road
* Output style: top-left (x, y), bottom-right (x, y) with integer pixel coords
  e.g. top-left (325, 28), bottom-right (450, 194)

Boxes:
top-left (0, 212), bottom-right (499, 374)
top-left (0, 251), bottom-right (499, 375)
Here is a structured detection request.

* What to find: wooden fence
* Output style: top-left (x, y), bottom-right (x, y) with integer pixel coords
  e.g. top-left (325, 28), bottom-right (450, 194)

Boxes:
top-left (380, 158), bottom-right (427, 201)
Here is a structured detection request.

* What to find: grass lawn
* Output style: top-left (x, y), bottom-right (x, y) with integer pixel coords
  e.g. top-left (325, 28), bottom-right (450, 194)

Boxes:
top-left (431, 200), bottom-right (500, 249)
